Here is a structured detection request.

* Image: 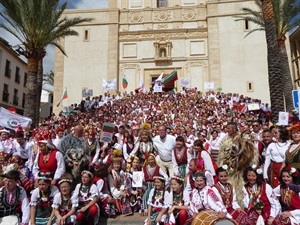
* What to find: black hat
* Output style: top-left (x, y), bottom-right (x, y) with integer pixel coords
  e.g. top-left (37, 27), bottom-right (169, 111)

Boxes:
top-left (1, 170), bottom-right (20, 181)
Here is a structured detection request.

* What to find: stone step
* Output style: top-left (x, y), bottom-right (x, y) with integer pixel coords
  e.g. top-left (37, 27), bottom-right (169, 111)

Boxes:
top-left (99, 213), bottom-right (145, 225)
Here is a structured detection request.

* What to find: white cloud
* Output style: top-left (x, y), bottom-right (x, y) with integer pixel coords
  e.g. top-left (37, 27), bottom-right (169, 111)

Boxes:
top-left (73, 0), bottom-right (108, 9)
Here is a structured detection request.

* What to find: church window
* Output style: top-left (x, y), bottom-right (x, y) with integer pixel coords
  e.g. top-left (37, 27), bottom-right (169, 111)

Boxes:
top-left (247, 81), bottom-right (253, 92)
top-left (244, 20), bottom-right (249, 31)
top-left (157, 0), bottom-right (168, 7)
top-left (84, 29), bottom-right (90, 41)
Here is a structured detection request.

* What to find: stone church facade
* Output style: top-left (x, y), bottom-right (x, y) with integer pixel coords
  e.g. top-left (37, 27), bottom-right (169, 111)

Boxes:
top-left (54, 0), bottom-right (270, 112)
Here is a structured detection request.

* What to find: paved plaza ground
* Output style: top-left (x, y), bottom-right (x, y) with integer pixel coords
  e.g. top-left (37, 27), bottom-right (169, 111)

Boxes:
top-left (99, 213), bottom-right (145, 225)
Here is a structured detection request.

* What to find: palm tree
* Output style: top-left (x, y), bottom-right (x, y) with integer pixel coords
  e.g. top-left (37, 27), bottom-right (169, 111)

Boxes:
top-left (260, 0), bottom-right (285, 121)
top-left (237, 0), bottom-right (300, 114)
top-left (0, 0), bottom-right (93, 127)
top-left (43, 71), bottom-right (54, 87)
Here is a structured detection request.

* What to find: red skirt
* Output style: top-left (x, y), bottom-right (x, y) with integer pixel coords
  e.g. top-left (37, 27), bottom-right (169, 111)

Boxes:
top-left (268, 161), bottom-right (283, 188)
top-left (229, 208), bottom-right (252, 225)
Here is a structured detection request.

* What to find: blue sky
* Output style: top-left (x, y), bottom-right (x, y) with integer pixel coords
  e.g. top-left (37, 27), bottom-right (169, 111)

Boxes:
top-left (62, 0), bottom-right (108, 9)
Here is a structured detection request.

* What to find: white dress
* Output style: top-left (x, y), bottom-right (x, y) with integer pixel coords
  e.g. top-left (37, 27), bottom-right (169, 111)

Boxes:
top-left (144, 188), bottom-right (172, 224)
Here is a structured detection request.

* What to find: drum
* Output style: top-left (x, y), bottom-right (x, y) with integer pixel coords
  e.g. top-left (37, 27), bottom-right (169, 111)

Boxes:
top-left (0, 215), bottom-right (19, 225)
top-left (191, 210), bottom-right (238, 225)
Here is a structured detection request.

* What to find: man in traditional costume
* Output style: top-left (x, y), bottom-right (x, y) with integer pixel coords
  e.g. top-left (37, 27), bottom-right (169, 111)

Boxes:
top-left (218, 122), bottom-right (258, 206)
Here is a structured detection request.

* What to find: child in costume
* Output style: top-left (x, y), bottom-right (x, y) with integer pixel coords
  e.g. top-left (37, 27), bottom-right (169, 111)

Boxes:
top-left (30, 173), bottom-right (59, 225)
top-left (73, 170), bottom-right (99, 225)
top-left (145, 175), bottom-right (171, 225)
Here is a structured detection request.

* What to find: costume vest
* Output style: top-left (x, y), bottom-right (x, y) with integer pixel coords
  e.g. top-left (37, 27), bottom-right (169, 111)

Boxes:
top-left (0, 186), bottom-right (21, 218)
top-left (38, 150), bottom-right (58, 175)
top-left (174, 148), bottom-right (188, 165)
top-left (143, 165), bottom-right (160, 182)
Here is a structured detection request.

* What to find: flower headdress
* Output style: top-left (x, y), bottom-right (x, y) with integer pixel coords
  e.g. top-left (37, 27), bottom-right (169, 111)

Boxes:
top-left (251, 164), bottom-right (263, 175)
top-left (221, 164), bottom-right (234, 174)
top-left (171, 175), bottom-right (184, 183)
top-left (58, 178), bottom-right (73, 185)
top-left (81, 170), bottom-right (93, 179)
top-left (285, 166), bottom-right (299, 177)
top-left (153, 175), bottom-right (165, 182)
top-left (37, 176), bottom-right (52, 181)
top-left (288, 123), bottom-right (300, 133)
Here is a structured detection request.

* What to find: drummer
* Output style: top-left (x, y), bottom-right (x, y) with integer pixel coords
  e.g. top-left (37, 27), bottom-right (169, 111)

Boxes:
top-left (188, 171), bottom-right (232, 220)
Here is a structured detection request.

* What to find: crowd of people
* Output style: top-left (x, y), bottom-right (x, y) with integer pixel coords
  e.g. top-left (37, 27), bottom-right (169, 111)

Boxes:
top-left (0, 88), bottom-right (299, 225)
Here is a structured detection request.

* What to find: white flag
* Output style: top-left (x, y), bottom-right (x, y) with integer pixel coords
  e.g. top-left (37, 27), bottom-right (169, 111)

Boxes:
top-left (139, 74), bottom-right (146, 93)
top-left (278, 111), bottom-right (289, 126)
top-left (204, 82), bottom-right (214, 89)
top-left (180, 78), bottom-right (190, 87)
top-left (103, 79), bottom-right (117, 90)
top-left (0, 107), bottom-right (32, 129)
top-left (156, 71), bottom-right (164, 82)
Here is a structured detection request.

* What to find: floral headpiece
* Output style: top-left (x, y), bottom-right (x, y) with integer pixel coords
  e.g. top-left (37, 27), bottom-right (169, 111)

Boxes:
top-left (171, 175), bottom-right (184, 183)
top-left (285, 166), bottom-right (299, 177)
top-left (58, 178), bottom-right (73, 185)
top-left (153, 175), bottom-right (165, 182)
top-left (81, 170), bottom-right (93, 178)
top-left (288, 123), bottom-right (300, 133)
top-left (37, 176), bottom-right (52, 181)
top-left (251, 164), bottom-right (263, 175)
top-left (221, 164), bottom-right (233, 174)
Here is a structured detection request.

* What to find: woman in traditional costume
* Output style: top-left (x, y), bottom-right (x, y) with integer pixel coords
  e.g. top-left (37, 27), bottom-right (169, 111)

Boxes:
top-left (242, 165), bottom-right (281, 225)
top-left (168, 176), bottom-right (190, 225)
top-left (263, 126), bottom-right (290, 187)
top-left (108, 156), bottom-right (126, 214)
top-left (141, 153), bottom-right (168, 216)
top-left (123, 135), bottom-right (135, 162)
top-left (52, 179), bottom-right (76, 225)
top-left (145, 175), bottom-right (171, 225)
top-left (130, 123), bottom-right (154, 165)
top-left (73, 171), bottom-right (99, 225)
top-left (32, 130), bottom-right (65, 186)
top-left (285, 123), bottom-right (300, 184)
top-left (85, 128), bottom-right (100, 167)
top-left (190, 139), bottom-right (216, 176)
top-left (273, 166), bottom-right (300, 225)
top-left (93, 163), bottom-right (114, 217)
top-left (30, 173), bottom-right (59, 225)
top-left (208, 129), bottom-right (221, 162)
top-left (172, 136), bottom-right (191, 180)
top-left (213, 166), bottom-right (251, 225)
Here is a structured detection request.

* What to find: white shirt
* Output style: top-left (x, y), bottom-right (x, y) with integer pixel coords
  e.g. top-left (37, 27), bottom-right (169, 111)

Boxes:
top-left (13, 139), bottom-right (33, 159)
top-left (189, 186), bottom-right (230, 218)
top-left (153, 134), bottom-right (176, 162)
top-left (263, 142), bottom-right (290, 179)
top-left (0, 138), bottom-right (15, 154)
top-left (30, 186), bottom-right (59, 206)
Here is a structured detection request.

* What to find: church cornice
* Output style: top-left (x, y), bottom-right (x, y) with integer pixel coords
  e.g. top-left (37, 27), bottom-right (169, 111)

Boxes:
top-left (119, 29), bottom-right (207, 41)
